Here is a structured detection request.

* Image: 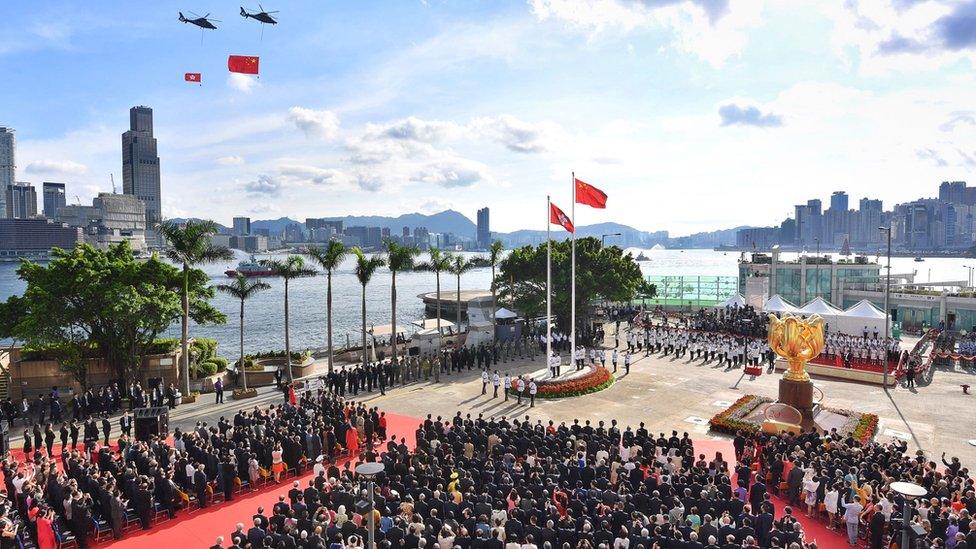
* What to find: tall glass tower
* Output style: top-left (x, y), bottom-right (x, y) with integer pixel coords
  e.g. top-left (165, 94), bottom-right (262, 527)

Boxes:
top-left (122, 106), bottom-right (161, 246)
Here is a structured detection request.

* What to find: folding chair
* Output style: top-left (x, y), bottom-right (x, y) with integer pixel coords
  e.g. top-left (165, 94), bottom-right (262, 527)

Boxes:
top-left (124, 508), bottom-right (141, 532)
top-left (92, 518), bottom-right (113, 543)
top-left (152, 502), bottom-right (170, 524)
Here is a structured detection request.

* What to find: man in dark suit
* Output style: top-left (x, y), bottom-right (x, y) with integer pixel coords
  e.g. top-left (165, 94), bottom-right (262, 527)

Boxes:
top-left (119, 412), bottom-right (132, 438)
top-left (193, 463), bottom-right (209, 508)
top-left (221, 457), bottom-right (237, 502)
top-left (247, 517), bottom-right (267, 548)
top-left (786, 465), bottom-right (804, 506)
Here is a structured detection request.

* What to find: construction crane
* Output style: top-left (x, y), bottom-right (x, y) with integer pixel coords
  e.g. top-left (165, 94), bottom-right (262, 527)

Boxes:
top-left (110, 174), bottom-right (117, 194)
top-left (73, 195), bottom-right (81, 205)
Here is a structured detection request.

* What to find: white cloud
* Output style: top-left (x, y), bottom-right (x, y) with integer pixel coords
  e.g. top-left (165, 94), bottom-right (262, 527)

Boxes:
top-left (411, 157), bottom-right (491, 188)
top-left (528, 0), bottom-right (764, 65)
top-left (24, 159), bottom-right (89, 175)
top-left (243, 174), bottom-right (282, 195)
top-left (472, 114), bottom-right (565, 153)
top-left (279, 164), bottom-right (348, 186)
top-left (216, 155), bottom-right (245, 166)
top-left (364, 116), bottom-right (465, 143)
top-left (227, 73), bottom-right (260, 93)
top-left (288, 107), bottom-right (340, 139)
top-left (821, 0), bottom-right (976, 74)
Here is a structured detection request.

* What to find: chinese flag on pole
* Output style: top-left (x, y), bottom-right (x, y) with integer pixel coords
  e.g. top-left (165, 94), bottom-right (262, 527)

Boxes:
top-left (550, 202), bottom-right (575, 233)
top-left (228, 55), bottom-right (260, 75)
top-left (184, 73), bottom-right (202, 83)
top-left (575, 177), bottom-right (608, 208)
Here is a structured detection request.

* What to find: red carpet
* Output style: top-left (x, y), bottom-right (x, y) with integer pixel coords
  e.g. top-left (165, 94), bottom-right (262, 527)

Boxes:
top-left (106, 413), bottom-right (422, 548)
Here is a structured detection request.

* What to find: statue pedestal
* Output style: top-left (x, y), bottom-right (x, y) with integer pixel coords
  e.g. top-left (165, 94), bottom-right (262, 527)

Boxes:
top-left (778, 378), bottom-right (815, 430)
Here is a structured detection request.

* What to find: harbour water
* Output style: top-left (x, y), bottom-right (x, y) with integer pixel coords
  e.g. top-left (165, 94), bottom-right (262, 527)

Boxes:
top-left (0, 248), bottom-right (969, 357)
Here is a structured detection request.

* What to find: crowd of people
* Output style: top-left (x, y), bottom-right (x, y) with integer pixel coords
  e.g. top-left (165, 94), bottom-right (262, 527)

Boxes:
top-left (214, 395), bottom-right (974, 549)
top-left (0, 389), bottom-right (386, 549)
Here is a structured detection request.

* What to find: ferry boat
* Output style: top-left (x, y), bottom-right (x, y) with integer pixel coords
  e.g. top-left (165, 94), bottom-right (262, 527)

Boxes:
top-left (225, 256), bottom-right (276, 277)
top-left (914, 256), bottom-right (924, 262)
top-left (635, 252), bottom-right (650, 261)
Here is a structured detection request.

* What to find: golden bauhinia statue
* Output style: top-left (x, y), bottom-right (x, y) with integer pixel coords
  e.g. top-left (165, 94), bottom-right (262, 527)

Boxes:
top-left (767, 314), bottom-right (825, 383)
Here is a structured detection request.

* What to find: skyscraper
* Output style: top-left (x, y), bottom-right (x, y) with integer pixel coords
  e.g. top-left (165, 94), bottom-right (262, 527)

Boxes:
top-left (6, 182), bottom-right (37, 219)
top-left (0, 127), bottom-right (14, 219)
top-left (42, 182), bottom-right (66, 219)
top-left (233, 216), bottom-right (251, 236)
top-left (122, 106), bottom-right (161, 245)
top-left (476, 207), bottom-right (490, 248)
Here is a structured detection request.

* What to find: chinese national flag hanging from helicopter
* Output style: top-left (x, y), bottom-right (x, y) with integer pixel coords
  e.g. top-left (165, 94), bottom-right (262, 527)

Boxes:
top-left (227, 55), bottom-right (260, 75)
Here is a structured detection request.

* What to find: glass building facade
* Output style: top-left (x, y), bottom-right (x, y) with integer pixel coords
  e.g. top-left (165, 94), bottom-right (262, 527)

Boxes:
top-left (642, 275), bottom-right (739, 308)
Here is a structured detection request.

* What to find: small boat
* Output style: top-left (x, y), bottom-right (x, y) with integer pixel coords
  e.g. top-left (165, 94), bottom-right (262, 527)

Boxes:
top-left (635, 252), bottom-right (650, 261)
top-left (225, 255), bottom-right (276, 277)
top-left (914, 256), bottom-right (924, 262)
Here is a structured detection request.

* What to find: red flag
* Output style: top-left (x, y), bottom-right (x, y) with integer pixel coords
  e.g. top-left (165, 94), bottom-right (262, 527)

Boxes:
top-left (575, 177), bottom-right (608, 209)
top-left (550, 202), bottom-right (574, 233)
top-left (228, 55), bottom-right (260, 75)
top-left (184, 72), bottom-right (201, 83)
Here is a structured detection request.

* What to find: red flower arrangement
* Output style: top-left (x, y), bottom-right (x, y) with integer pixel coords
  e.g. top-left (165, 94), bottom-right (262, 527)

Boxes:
top-left (708, 394), bottom-right (769, 436)
top-left (511, 365), bottom-right (614, 399)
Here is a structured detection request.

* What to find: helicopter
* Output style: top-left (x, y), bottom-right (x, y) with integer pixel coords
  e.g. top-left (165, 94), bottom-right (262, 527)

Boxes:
top-left (178, 11), bottom-right (219, 29)
top-left (240, 5), bottom-right (278, 25)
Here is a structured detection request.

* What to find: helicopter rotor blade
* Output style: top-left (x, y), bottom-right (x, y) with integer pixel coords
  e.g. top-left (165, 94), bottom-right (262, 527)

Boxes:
top-left (187, 10), bottom-right (201, 18)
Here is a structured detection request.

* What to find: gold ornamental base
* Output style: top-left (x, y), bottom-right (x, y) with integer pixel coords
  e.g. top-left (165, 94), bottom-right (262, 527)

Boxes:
top-left (778, 378), bottom-right (815, 430)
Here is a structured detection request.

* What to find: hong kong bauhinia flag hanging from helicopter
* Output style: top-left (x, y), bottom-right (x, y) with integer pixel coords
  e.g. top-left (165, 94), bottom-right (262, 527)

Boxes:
top-left (228, 55), bottom-right (260, 75)
top-left (184, 73), bottom-right (202, 83)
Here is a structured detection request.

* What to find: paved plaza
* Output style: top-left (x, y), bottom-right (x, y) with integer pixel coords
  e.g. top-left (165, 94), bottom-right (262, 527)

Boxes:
top-left (161, 324), bottom-right (976, 465)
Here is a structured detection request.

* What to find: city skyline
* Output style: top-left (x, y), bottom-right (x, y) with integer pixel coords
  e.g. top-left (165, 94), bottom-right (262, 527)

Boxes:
top-left (3, 2), bottom-right (976, 233)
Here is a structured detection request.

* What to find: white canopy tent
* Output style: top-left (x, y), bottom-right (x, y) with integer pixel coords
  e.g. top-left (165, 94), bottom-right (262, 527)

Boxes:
top-left (762, 294), bottom-right (801, 314)
top-left (713, 294), bottom-right (746, 309)
top-left (799, 297), bottom-right (844, 318)
top-left (833, 299), bottom-right (888, 336)
top-left (494, 308), bottom-right (518, 320)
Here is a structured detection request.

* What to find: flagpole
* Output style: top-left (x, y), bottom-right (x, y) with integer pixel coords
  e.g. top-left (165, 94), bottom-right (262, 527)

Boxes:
top-left (571, 172), bottom-right (576, 362)
top-left (546, 195), bottom-right (552, 369)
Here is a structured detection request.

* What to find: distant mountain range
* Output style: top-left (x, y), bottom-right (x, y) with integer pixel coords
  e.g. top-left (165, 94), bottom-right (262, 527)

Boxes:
top-left (169, 210), bottom-right (748, 248)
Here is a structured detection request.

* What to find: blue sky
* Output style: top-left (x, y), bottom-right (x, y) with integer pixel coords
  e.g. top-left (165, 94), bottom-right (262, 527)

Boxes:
top-left (3, 0), bottom-right (976, 234)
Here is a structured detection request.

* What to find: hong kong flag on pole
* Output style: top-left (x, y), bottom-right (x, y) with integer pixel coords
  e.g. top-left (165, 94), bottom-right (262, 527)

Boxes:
top-left (184, 72), bottom-right (202, 83)
top-left (575, 177), bottom-right (608, 208)
top-left (550, 202), bottom-right (575, 233)
top-left (228, 55), bottom-right (260, 75)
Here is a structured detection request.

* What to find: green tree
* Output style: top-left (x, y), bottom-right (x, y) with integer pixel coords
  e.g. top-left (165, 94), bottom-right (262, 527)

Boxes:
top-left (0, 242), bottom-right (223, 387)
top-left (384, 240), bottom-right (419, 370)
top-left (352, 248), bottom-right (386, 366)
top-left (496, 237), bottom-right (648, 330)
top-left (415, 247), bottom-right (453, 352)
top-left (487, 240), bottom-right (504, 342)
top-left (260, 256), bottom-right (317, 383)
top-left (158, 219), bottom-right (234, 395)
top-left (448, 254), bottom-right (476, 329)
top-left (304, 241), bottom-right (348, 373)
top-left (216, 275), bottom-right (270, 391)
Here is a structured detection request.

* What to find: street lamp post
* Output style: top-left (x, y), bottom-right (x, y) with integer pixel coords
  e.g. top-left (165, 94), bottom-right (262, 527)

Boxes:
top-left (880, 225), bottom-right (892, 388)
top-left (965, 265), bottom-right (974, 290)
top-left (601, 232), bottom-right (622, 247)
top-left (891, 481), bottom-right (927, 549)
top-left (356, 462), bottom-right (386, 549)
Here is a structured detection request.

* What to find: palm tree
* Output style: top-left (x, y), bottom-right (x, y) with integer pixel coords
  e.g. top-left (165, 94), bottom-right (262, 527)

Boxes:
top-left (260, 256), bottom-right (317, 383)
top-left (215, 275), bottom-right (270, 391)
top-left (158, 219), bottom-right (234, 395)
top-left (305, 241), bottom-right (348, 373)
top-left (352, 248), bottom-right (386, 367)
top-left (487, 240), bottom-right (504, 343)
top-left (385, 240), bottom-right (420, 371)
top-left (416, 247), bottom-right (453, 350)
top-left (448, 254), bottom-right (476, 330)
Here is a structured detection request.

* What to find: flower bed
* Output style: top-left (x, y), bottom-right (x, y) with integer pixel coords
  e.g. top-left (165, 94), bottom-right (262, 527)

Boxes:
top-left (708, 394), bottom-right (771, 436)
top-left (709, 395), bottom-right (879, 445)
top-left (509, 365), bottom-right (615, 399)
